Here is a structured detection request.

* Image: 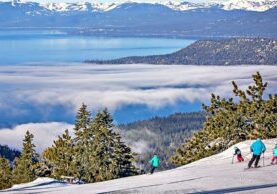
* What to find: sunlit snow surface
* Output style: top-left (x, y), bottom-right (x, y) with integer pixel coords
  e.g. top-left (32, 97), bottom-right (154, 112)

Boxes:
top-left (3, 139), bottom-right (277, 194)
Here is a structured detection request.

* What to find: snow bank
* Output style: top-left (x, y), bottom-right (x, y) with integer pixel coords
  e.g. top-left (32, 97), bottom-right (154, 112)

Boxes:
top-left (6, 177), bottom-right (67, 191)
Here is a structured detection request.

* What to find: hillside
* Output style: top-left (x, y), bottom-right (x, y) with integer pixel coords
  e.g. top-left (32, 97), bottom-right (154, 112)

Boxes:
top-left (87, 38), bottom-right (277, 65)
top-left (0, 145), bottom-right (21, 162)
top-left (4, 138), bottom-right (277, 193)
top-left (0, 1), bottom-right (277, 38)
top-left (118, 112), bottom-right (205, 169)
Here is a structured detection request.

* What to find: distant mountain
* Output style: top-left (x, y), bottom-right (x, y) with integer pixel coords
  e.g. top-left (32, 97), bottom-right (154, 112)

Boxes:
top-left (3, 0), bottom-right (277, 13)
top-left (87, 38), bottom-right (277, 65)
top-left (0, 0), bottom-right (277, 38)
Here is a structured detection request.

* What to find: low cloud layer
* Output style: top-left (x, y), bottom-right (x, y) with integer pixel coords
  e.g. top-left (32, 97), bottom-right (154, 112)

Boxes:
top-left (0, 64), bottom-right (276, 125)
top-left (0, 64), bottom-right (276, 152)
top-left (1, 64), bottom-right (276, 108)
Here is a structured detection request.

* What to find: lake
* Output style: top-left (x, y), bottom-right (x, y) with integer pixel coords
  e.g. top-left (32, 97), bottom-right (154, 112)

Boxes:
top-left (0, 30), bottom-right (195, 65)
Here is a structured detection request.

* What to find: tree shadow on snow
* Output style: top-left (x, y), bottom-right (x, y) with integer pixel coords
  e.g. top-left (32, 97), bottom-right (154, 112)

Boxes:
top-left (104, 176), bottom-right (206, 194)
top-left (191, 183), bottom-right (277, 194)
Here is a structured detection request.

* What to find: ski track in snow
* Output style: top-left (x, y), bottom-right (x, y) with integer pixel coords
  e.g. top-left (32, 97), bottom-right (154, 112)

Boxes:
top-left (2, 139), bottom-right (277, 194)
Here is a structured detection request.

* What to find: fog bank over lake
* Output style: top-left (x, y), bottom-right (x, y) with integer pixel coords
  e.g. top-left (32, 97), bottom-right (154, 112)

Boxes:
top-left (0, 64), bottom-right (276, 127)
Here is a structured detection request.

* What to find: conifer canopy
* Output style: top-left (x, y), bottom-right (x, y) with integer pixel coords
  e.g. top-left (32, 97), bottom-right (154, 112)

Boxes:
top-left (172, 72), bottom-right (277, 165)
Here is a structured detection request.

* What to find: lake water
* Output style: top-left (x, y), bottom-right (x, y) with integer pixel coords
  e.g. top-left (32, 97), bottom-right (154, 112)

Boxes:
top-left (0, 30), bottom-right (197, 126)
top-left (0, 30), bottom-right (276, 127)
top-left (0, 30), bottom-right (195, 65)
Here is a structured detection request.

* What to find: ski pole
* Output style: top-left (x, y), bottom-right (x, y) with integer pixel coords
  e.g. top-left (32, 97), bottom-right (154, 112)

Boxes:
top-left (263, 153), bottom-right (265, 167)
top-left (142, 162), bottom-right (148, 174)
top-left (232, 155), bottom-right (234, 164)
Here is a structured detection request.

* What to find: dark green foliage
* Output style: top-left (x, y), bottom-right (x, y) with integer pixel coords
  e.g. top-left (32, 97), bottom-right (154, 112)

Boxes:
top-left (172, 72), bottom-right (277, 165)
top-left (0, 145), bottom-right (21, 162)
top-left (0, 157), bottom-right (12, 190)
top-left (12, 131), bottom-right (38, 184)
top-left (73, 103), bottom-right (92, 180)
top-left (88, 38), bottom-right (277, 65)
top-left (119, 112), bottom-right (205, 169)
top-left (42, 129), bottom-right (75, 178)
top-left (90, 109), bottom-right (137, 182)
top-left (43, 105), bottom-right (138, 183)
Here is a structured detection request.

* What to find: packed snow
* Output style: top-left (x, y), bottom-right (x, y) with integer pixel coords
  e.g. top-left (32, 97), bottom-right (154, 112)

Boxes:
top-left (5, 178), bottom-right (68, 192)
top-left (3, 139), bottom-right (277, 193)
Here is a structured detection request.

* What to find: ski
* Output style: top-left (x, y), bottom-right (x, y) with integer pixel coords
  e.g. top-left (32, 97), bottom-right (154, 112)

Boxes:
top-left (244, 163), bottom-right (277, 171)
top-left (244, 166), bottom-right (261, 171)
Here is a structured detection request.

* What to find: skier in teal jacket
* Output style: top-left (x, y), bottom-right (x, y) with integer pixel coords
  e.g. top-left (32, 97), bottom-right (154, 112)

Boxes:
top-left (248, 138), bottom-right (266, 168)
top-left (149, 155), bottom-right (160, 174)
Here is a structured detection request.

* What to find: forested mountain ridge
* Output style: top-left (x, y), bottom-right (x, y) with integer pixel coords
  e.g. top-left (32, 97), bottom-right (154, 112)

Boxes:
top-left (87, 38), bottom-right (277, 65)
top-left (118, 112), bottom-right (205, 169)
top-left (1, 1), bottom-right (277, 38)
top-left (0, 145), bottom-right (21, 162)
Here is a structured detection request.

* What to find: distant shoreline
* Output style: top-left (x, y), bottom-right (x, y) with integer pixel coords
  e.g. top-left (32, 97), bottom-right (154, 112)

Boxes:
top-left (86, 38), bottom-right (277, 66)
top-left (1, 27), bottom-right (276, 40)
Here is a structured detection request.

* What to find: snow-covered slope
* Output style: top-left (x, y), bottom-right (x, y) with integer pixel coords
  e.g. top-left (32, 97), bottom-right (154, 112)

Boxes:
top-left (4, 139), bottom-right (277, 193)
top-left (222, 0), bottom-right (277, 12)
top-left (42, 2), bottom-right (118, 12)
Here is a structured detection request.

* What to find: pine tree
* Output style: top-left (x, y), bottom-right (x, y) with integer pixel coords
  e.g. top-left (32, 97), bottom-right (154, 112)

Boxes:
top-left (43, 129), bottom-right (75, 178)
top-left (73, 103), bottom-right (93, 180)
top-left (42, 104), bottom-right (138, 183)
top-left (0, 157), bottom-right (12, 190)
top-left (172, 72), bottom-right (277, 165)
top-left (114, 134), bottom-right (138, 177)
top-left (90, 109), bottom-right (138, 181)
top-left (12, 131), bottom-right (38, 184)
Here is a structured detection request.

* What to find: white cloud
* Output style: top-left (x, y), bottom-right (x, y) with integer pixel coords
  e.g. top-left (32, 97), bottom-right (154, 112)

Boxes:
top-left (0, 122), bottom-right (74, 153)
top-left (0, 64), bottom-right (276, 154)
top-left (0, 64), bottom-right (276, 114)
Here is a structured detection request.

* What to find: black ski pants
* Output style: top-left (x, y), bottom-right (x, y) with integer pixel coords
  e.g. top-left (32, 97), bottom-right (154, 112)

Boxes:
top-left (150, 166), bottom-right (156, 174)
top-left (248, 154), bottom-right (261, 168)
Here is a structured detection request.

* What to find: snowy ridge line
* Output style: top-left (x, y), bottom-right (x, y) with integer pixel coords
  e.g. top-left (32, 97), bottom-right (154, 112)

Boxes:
top-left (3, 0), bottom-right (277, 12)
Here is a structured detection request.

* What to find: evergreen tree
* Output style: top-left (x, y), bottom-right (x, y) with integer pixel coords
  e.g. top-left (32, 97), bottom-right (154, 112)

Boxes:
top-left (172, 72), bottom-right (277, 165)
top-left (43, 129), bottom-right (75, 178)
top-left (12, 131), bottom-right (38, 184)
top-left (0, 157), bottom-right (12, 190)
top-left (74, 103), bottom-right (91, 141)
top-left (114, 134), bottom-right (138, 177)
top-left (73, 103), bottom-right (93, 180)
top-left (90, 109), bottom-right (138, 182)
top-left (42, 104), bottom-right (138, 183)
